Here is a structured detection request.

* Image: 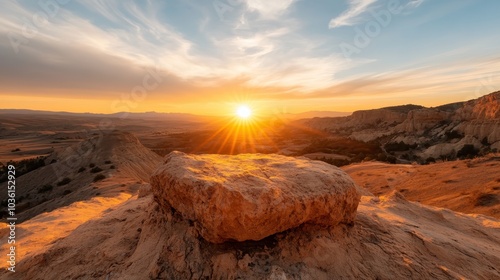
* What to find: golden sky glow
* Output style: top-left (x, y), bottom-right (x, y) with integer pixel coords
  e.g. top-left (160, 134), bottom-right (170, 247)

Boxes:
top-left (0, 1), bottom-right (499, 115)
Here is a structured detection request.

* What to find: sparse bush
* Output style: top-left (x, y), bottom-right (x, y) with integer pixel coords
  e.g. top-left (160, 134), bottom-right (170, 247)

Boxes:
top-left (475, 193), bottom-right (499, 207)
top-left (90, 166), bottom-right (103, 173)
top-left (376, 153), bottom-right (387, 162)
top-left (478, 147), bottom-right (492, 157)
top-left (38, 184), bottom-right (53, 193)
top-left (57, 177), bottom-right (71, 186)
top-left (89, 163), bottom-right (95, 168)
top-left (353, 153), bottom-right (366, 162)
top-left (300, 138), bottom-right (382, 159)
top-left (104, 160), bottom-right (112, 164)
top-left (445, 130), bottom-right (463, 140)
top-left (93, 174), bottom-right (106, 182)
top-left (384, 141), bottom-right (417, 152)
top-left (457, 144), bottom-right (479, 159)
top-left (62, 189), bottom-right (72, 195)
top-left (386, 156), bottom-right (397, 164)
top-left (0, 156), bottom-right (46, 183)
top-left (77, 167), bottom-right (86, 173)
top-left (440, 153), bottom-right (456, 161)
top-left (425, 157), bottom-right (436, 164)
top-left (319, 157), bottom-right (350, 167)
top-left (109, 165), bottom-right (115, 169)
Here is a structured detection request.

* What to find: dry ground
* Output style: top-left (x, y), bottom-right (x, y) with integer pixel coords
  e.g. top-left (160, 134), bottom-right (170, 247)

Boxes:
top-left (343, 155), bottom-right (500, 218)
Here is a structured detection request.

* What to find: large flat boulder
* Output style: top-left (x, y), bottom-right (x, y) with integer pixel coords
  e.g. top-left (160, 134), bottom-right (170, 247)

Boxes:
top-left (151, 151), bottom-right (361, 243)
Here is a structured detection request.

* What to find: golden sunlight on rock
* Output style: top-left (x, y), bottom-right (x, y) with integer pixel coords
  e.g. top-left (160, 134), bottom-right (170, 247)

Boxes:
top-left (151, 151), bottom-right (360, 243)
top-left (0, 193), bottom-right (131, 269)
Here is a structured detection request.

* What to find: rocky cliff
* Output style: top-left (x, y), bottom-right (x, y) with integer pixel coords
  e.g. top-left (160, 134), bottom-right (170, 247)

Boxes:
top-left (396, 109), bottom-right (451, 134)
top-left (455, 91), bottom-right (500, 120)
top-left (302, 91), bottom-right (500, 161)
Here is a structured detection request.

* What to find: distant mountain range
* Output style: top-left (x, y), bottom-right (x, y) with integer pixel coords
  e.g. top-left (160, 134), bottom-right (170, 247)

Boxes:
top-left (0, 109), bottom-right (197, 118)
top-left (0, 108), bottom-right (352, 121)
top-left (280, 111), bottom-right (351, 119)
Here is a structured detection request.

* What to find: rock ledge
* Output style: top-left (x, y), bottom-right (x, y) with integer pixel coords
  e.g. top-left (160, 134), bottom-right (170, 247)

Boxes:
top-left (151, 151), bottom-right (361, 243)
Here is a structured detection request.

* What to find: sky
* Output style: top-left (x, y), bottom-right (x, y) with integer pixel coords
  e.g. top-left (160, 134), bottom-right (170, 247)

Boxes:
top-left (0, 0), bottom-right (499, 116)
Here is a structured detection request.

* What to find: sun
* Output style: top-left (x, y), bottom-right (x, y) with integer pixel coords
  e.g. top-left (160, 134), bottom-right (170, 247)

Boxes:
top-left (236, 105), bottom-right (252, 119)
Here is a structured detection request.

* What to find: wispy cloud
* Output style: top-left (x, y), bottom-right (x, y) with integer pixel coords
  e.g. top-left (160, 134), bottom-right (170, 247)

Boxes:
top-left (328, 0), bottom-right (426, 28)
top-left (329, 0), bottom-right (377, 29)
top-left (0, 0), bottom-right (497, 114)
top-left (309, 56), bottom-right (500, 102)
top-left (406, 0), bottom-right (425, 9)
top-left (0, 0), bottom-right (363, 94)
top-left (244, 0), bottom-right (296, 18)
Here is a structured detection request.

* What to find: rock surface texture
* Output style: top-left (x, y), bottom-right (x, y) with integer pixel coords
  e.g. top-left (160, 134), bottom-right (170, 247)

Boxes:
top-left (151, 151), bottom-right (361, 243)
top-left (301, 91), bottom-right (500, 160)
top-left (4, 152), bottom-right (500, 279)
top-left (7, 193), bottom-right (500, 280)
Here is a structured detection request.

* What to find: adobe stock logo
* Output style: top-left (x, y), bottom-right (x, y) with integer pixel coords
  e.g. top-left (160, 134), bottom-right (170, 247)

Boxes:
top-left (8, 0), bottom-right (72, 54)
top-left (473, 74), bottom-right (499, 99)
top-left (338, 0), bottom-right (415, 61)
top-left (213, 0), bottom-right (244, 22)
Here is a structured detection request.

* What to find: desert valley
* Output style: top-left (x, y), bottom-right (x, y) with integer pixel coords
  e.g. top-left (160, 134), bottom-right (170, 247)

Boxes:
top-left (0, 91), bottom-right (499, 279)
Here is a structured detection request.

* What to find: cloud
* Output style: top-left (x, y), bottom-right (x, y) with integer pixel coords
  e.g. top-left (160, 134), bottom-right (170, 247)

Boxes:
top-left (308, 56), bottom-right (500, 102)
top-left (406, 0), bottom-right (425, 9)
top-left (329, 0), bottom-right (377, 29)
top-left (0, 1), bottom-right (225, 81)
top-left (244, 0), bottom-right (296, 18)
top-left (328, 0), bottom-right (426, 28)
top-left (21, 0), bottom-right (364, 93)
top-left (0, 0), bottom-right (355, 92)
top-left (1, 0), bottom-right (457, 108)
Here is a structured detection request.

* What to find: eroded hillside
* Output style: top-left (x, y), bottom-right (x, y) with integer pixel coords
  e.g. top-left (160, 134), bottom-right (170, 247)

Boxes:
top-left (302, 91), bottom-right (500, 163)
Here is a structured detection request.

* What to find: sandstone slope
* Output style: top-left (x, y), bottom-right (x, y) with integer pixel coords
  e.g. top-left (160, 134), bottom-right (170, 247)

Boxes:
top-left (0, 130), bottom-right (161, 222)
top-left (1, 153), bottom-right (499, 279)
top-left (2, 193), bottom-right (499, 279)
